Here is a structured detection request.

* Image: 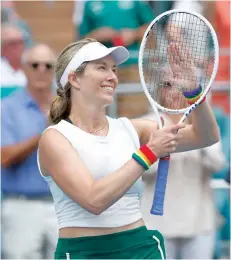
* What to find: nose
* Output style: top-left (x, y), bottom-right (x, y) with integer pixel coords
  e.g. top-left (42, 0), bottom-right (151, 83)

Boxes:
top-left (37, 64), bottom-right (47, 73)
top-left (107, 70), bottom-right (118, 82)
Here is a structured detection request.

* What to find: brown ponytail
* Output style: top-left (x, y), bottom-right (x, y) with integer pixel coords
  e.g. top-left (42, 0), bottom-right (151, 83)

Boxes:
top-left (49, 84), bottom-right (71, 124)
top-left (49, 38), bottom-right (97, 124)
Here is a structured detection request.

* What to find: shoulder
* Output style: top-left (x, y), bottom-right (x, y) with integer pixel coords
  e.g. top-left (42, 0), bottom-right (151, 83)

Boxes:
top-left (38, 127), bottom-right (75, 175)
top-left (1, 90), bottom-right (24, 113)
top-left (3, 88), bottom-right (25, 102)
top-left (39, 127), bottom-right (72, 156)
top-left (130, 117), bottom-right (158, 145)
top-left (0, 57), bottom-right (9, 69)
top-left (40, 122), bottom-right (71, 144)
top-left (131, 117), bottom-right (158, 132)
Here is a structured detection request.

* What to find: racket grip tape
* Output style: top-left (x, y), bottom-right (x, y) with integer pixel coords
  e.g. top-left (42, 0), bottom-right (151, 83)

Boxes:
top-left (150, 156), bottom-right (170, 216)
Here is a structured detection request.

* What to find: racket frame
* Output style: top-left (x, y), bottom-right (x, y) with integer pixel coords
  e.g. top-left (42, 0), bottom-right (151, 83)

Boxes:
top-left (139, 9), bottom-right (219, 126)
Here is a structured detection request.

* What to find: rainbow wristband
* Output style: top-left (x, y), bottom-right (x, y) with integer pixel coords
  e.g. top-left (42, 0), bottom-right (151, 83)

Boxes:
top-left (188, 95), bottom-right (206, 105)
top-left (183, 84), bottom-right (203, 104)
top-left (140, 145), bottom-right (158, 164)
top-left (132, 145), bottom-right (158, 171)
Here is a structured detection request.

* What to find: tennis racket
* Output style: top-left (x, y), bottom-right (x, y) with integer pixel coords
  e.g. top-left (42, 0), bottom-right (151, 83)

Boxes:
top-left (138, 9), bottom-right (219, 215)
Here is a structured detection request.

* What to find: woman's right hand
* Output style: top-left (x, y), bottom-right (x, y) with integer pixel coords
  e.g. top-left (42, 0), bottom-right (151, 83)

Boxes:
top-left (147, 123), bottom-right (185, 158)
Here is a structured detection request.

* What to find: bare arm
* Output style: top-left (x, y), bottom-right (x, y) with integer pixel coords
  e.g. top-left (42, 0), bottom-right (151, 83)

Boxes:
top-left (1, 135), bottom-right (41, 168)
top-left (175, 101), bottom-right (220, 152)
top-left (131, 110), bottom-right (219, 154)
top-left (39, 124), bottom-right (183, 215)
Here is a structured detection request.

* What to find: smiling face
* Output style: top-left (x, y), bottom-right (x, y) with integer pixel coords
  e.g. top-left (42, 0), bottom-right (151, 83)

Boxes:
top-left (70, 55), bottom-right (118, 108)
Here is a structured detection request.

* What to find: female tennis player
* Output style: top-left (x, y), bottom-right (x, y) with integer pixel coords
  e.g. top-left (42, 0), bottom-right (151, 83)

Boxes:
top-left (37, 38), bottom-right (219, 259)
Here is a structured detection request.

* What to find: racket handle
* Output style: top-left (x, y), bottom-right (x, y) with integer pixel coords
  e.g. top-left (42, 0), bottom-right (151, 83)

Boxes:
top-left (150, 156), bottom-right (170, 216)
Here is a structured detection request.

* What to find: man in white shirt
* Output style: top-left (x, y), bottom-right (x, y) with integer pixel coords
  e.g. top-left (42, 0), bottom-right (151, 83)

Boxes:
top-left (1, 24), bottom-right (27, 98)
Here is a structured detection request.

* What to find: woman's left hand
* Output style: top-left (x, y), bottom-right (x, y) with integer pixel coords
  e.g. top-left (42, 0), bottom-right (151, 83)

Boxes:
top-left (167, 42), bottom-right (199, 92)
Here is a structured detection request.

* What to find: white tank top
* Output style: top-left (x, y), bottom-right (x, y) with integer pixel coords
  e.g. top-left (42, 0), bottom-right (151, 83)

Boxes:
top-left (37, 116), bottom-right (143, 228)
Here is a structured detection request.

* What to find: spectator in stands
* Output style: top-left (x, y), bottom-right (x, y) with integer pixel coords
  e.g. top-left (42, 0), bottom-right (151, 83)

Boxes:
top-left (1, 24), bottom-right (27, 99)
top-left (1, 0), bottom-right (33, 48)
top-left (1, 44), bottom-right (58, 259)
top-left (75, 0), bottom-right (155, 118)
top-left (77, 0), bottom-right (154, 67)
top-left (141, 112), bottom-right (227, 259)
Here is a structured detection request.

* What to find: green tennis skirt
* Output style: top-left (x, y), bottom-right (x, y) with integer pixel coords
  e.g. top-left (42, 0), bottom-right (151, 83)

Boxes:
top-left (55, 226), bottom-right (166, 259)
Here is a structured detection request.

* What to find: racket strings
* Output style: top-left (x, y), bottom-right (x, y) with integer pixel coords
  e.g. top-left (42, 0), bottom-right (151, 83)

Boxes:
top-left (142, 13), bottom-right (215, 110)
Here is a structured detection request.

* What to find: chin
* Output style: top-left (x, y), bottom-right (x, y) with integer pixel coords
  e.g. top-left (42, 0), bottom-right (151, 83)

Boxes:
top-left (102, 95), bottom-right (114, 107)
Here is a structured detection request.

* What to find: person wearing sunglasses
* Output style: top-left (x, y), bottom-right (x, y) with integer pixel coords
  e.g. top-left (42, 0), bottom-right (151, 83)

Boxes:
top-left (1, 43), bottom-right (58, 259)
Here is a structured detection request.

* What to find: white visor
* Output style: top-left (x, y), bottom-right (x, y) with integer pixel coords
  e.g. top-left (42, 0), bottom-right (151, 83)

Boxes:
top-left (60, 42), bottom-right (129, 87)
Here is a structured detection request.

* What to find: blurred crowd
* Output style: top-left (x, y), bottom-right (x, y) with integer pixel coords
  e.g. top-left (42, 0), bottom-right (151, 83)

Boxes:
top-left (1, 0), bottom-right (230, 259)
